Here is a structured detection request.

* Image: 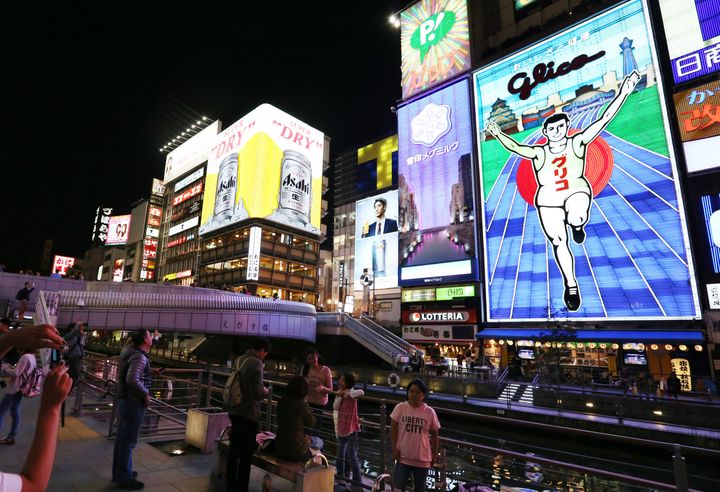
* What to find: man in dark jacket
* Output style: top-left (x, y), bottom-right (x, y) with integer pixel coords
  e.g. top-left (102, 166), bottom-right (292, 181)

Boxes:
top-left (63, 322), bottom-right (85, 389)
top-left (15, 282), bottom-right (34, 321)
top-left (112, 329), bottom-right (153, 490)
top-left (226, 337), bottom-right (270, 492)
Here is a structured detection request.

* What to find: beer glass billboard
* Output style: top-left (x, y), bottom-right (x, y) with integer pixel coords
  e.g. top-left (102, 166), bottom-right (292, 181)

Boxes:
top-left (354, 190), bottom-right (399, 290)
top-left (397, 78), bottom-right (477, 286)
top-left (199, 104), bottom-right (324, 236)
top-left (473, 0), bottom-right (700, 321)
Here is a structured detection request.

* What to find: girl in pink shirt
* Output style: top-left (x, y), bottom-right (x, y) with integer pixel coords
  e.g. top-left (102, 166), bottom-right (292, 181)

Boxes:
top-left (390, 379), bottom-right (440, 492)
top-left (333, 373), bottom-right (364, 490)
top-left (301, 347), bottom-right (332, 436)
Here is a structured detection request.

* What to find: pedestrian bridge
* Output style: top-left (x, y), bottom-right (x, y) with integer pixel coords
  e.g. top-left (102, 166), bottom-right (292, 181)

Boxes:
top-left (1, 272), bottom-right (415, 362)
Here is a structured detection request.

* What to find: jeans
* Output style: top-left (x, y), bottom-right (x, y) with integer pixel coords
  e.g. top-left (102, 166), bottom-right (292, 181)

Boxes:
top-left (226, 415), bottom-right (258, 492)
top-left (67, 356), bottom-right (83, 388)
top-left (0, 392), bottom-right (22, 438)
top-left (394, 461), bottom-right (428, 492)
top-left (112, 398), bottom-right (146, 483)
top-left (337, 432), bottom-right (362, 484)
top-left (307, 402), bottom-right (325, 436)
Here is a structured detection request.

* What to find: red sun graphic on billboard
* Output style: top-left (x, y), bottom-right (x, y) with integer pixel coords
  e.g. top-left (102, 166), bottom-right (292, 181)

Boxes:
top-left (515, 132), bottom-right (614, 206)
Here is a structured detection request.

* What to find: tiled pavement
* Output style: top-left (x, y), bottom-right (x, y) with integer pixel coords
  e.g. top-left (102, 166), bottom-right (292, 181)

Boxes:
top-left (0, 396), bottom-right (299, 492)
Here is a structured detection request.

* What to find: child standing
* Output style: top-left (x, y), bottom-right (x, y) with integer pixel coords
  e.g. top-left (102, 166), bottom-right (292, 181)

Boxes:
top-left (390, 379), bottom-right (440, 492)
top-left (333, 373), bottom-right (364, 490)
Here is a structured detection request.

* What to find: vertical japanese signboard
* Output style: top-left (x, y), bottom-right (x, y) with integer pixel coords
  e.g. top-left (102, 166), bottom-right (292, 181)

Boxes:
top-left (474, 0), bottom-right (699, 321)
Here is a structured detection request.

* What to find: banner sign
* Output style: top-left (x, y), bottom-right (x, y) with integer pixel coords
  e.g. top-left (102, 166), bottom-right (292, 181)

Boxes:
top-left (473, 0), bottom-right (699, 321)
top-left (658, 0), bottom-right (720, 84)
top-left (401, 0), bottom-right (471, 99)
top-left (398, 78), bottom-right (477, 286)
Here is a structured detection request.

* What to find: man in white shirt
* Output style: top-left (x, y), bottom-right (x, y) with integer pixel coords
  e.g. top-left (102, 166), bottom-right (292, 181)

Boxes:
top-left (362, 198), bottom-right (398, 237)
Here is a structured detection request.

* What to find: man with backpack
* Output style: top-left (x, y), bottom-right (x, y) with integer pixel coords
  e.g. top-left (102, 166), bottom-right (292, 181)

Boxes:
top-left (0, 347), bottom-right (38, 445)
top-left (224, 337), bottom-right (271, 492)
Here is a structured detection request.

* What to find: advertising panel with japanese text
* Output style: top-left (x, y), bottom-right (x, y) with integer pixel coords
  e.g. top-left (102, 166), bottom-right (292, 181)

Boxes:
top-left (658, 0), bottom-right (720, 85)
top-left (401, 0), bottom-right (470, 100)
top-left (105, 215), bottom-right (131, 246)
top-left (354, 190), bottom-right (399, 290)
top-left (52, 255), bottom-right (75, 276)
top-left (674, 79), bottom-right (720, 174)
top-left (474, 0), bottom-right (699, 321)
top-left (199, 104), bottom-right (324, 236)
top-left (398, 78), bottom-right (477, 286)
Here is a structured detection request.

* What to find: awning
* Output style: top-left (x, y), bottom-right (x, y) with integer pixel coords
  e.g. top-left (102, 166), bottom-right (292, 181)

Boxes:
top-left (476, 329), bottom-right (705, 342)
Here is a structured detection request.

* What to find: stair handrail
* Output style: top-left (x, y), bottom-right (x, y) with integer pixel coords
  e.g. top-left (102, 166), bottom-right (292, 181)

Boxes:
top-left (358, 315), bottom-right (419, 356)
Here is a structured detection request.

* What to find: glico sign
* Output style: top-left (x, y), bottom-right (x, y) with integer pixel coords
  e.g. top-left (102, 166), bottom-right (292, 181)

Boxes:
top-left (400, 0), bottom-right (470, 100)
top-left (473, 0), bottom-right (699, 321)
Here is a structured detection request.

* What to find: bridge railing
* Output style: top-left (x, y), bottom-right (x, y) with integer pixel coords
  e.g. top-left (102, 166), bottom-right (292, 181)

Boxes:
top-left (75, 352), bottom-right (712, 491)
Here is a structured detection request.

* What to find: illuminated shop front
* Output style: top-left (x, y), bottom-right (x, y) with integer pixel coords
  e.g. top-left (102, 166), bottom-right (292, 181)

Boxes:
top-left (476, 329), bottom-right (707, 389)
top-left (198, 224), bottom-right (320, 305)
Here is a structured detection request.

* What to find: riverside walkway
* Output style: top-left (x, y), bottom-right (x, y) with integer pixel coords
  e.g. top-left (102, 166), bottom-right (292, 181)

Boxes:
top-left (0, 395), bottom-right (299, 492)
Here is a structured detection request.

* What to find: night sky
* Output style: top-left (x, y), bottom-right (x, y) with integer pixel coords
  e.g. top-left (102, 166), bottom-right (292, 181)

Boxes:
top-left (4, 3), bottom-right (408, 271)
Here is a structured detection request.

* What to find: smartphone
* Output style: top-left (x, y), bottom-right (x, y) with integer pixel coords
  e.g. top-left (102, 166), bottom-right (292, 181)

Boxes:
top-left (50, 349), bottom-right (62, 367)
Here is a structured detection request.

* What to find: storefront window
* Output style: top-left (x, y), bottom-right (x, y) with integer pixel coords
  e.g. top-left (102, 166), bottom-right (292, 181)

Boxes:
top-left (259, 256), bottom-right (274, 270)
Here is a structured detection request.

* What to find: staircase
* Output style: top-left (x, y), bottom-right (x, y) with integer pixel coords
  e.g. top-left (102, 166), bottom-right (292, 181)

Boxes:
top-left (498, 383), bottom-right (535, 405)
top-left (316, 313), bottom-right (417, 366)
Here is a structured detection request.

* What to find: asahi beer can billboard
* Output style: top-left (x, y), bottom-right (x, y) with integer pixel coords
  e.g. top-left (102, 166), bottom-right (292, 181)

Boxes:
top-left (199, 104), bottom-right (325, 236)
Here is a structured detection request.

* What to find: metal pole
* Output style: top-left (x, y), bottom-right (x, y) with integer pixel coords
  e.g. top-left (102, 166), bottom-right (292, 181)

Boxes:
top-left (205, 372), bottom-right (213, 407)
top-left (673, 444), bottom-right (689, 492)
top-left (72, 379), bottom-right (84, 416)
top-left (108, 392), bottom-right (119, 438)
top-left (379, 401), bottom-right (387, 474)
top-left (265, 384), bottom-right (273, 432)
top-left (196, 371), bottom-right (204, 407)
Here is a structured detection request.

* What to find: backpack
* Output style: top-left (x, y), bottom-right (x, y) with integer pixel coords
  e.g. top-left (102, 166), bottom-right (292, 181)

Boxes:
top-left (223, 357), bottom-right (249, 409)
top-left (19, 366), bottom-right (44, 398)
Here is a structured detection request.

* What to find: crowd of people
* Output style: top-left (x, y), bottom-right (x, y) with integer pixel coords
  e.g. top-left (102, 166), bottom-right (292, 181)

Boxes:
top-left (223, 339), bottom-right (443, 492)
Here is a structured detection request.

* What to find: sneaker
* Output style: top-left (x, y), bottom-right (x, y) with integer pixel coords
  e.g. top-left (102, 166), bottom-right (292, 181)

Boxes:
top-left (571, 226), bottom-right (586, 244)
top-left (563, 286), bottom-right (581, 311)
top-left (116, 478), bottom-right (144, 490)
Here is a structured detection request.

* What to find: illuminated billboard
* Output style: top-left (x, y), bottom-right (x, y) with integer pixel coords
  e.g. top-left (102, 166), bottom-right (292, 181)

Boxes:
top-left (354, 190), bottom-right (399, 290)
top-left (700, 193), bottom-right (720, 273)
top-left (401, 0), bottom-right (470, 100)
top-left (673, 80), bottom-right (720, 174)
top-left (91, 206), bottom-right (113, 244)
top-left (398, 78), bottom-right (477, 286)
top-left (52, 255), bottom-right (75, 276)
top-left (473, 0), bottom-right (700, 321)
top-left (658, 0), bottom-right (720, 84)
top-left (199, 104), bottom-right (324, 236)
top-left (164, 120), bottom-right (221, 183)
top-left (105, 215), bottom-right (131, 246)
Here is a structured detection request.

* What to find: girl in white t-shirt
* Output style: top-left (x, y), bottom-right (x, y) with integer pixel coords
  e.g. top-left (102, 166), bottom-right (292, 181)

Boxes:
top-left (390, 379), bottom-right (440, 492)
top-left (0, 349), bottom-right (36, 445)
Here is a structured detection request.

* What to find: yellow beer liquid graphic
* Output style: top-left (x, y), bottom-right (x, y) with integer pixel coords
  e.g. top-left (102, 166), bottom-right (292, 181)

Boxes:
top-left (201, 132), bottom-right (323, 230)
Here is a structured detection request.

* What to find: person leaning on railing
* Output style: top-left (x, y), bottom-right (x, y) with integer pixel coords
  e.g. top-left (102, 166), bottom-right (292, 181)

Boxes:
top-left (0, 324), bottom-right (71, 492)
